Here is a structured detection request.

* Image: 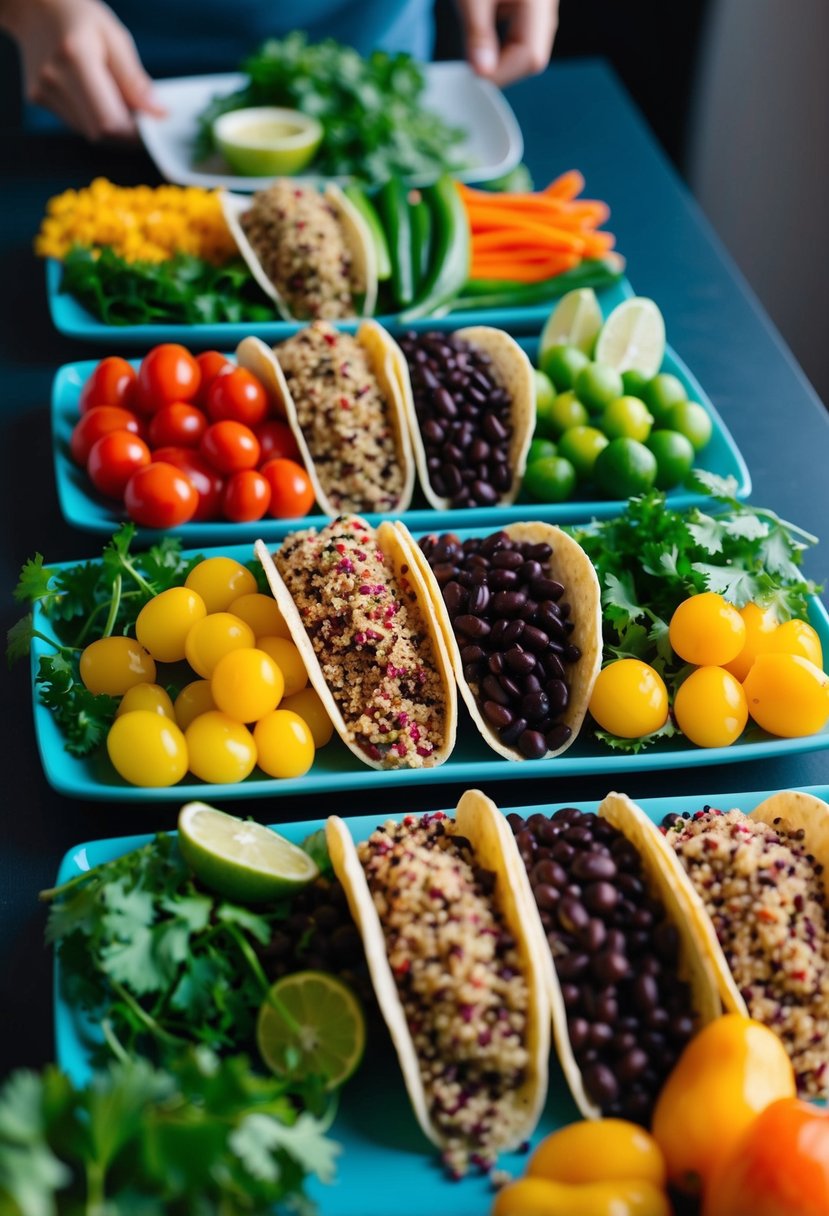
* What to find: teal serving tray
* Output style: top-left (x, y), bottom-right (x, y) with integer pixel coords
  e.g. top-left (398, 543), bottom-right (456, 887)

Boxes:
top-left (51, 321), bottom-right (749, 545)
top-left (52, 785), bottom-right (829, 1214)
top-left (29, 534), bottom-right (829, 803)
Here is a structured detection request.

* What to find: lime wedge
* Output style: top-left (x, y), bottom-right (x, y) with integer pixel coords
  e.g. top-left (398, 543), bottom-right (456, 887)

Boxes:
top-left (177, 801), bottom-right (318, 903)
top-left (539, 288), bottom-right (603, 356)
top-left (593, 297), bottom-right (666, 378)
top-left (257, 971), bottom-right (365, 1090)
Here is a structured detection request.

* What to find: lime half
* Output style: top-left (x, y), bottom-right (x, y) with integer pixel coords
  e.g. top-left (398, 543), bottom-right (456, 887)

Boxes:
top-left (540, 288), bottom-right (603, 357)
top-left (177, 801), bottom-right (318, 903)
top-left (594, 297), bottom-right (666, 378)
top-left (257, 971), bottom-right (366, 1090)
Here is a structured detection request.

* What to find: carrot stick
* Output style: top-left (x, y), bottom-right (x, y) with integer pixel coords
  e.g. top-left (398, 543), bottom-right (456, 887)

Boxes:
top-left (472, 228), bottom-right (586, 255)
top-left (543, 170), bottom-right (585, 200)
top-left (581, 231), bottom-right (616, 256)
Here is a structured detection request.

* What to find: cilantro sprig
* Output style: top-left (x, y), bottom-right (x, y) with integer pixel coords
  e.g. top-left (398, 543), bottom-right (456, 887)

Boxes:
top-left (569, 474), bottom-right (822, 752)
top-left (0, 1049), bottom-right (339, 1215)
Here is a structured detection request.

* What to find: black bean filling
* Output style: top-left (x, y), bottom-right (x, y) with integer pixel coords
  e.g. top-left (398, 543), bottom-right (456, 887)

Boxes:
top-left (419, 529), bottom-right (580, 759)
top-left (508, 807), bottom-right (696, 1121)
top-left (398, 330), bottom-right (513, 508)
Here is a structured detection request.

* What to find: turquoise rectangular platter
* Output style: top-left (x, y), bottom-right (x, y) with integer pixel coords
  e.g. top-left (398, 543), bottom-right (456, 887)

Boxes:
top-left (30, 532), bottom-right (829, 803)
top-left (51, 328), bottom-right (750, 545)
top-left (46, 258), bottom-right (631, 346)
top-left (53, 784), bottom-right (829, 1214)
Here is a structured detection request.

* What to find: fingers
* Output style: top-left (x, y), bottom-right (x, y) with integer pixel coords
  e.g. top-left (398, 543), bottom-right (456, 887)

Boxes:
top-left (55, 32), bottom-right (138, 140)
top-left (457, 0), bottom-right (501, 78)
top-left (105, 22), bottom-right (165, 117)
top-left (459, 0), bottom-right (560, 88)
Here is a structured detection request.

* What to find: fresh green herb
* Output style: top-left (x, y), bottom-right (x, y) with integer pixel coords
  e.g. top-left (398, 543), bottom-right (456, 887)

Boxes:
top-left (569, 473), bottom-right (822, 751)
top-left (62, 246), bottom-right (274, 327)
top-left (8, 525), bottom-right (201, 756)
top-left (195, 32), bottom-right (467, 180)
top-left (0, 1049), bottom-right (339, 1215)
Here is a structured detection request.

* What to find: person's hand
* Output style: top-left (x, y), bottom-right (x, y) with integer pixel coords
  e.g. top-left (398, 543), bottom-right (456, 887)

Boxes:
top-left (1, 0), bottom-right (164, 140)
top-left (455, 0), bottom-right (559, 87)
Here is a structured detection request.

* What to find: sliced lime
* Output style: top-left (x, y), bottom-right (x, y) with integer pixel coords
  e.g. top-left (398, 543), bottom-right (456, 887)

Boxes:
top-left (594, 297), bottom-right (666, 378)
top-left (177, 801), bottom-right (318, 903)
top-left (256, 971), bottom-right (366, 1090)
top-left (539, 288), bottom-right (603, 356)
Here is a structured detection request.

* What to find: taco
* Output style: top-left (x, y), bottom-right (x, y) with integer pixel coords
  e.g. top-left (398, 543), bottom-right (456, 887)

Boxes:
top-left (255, 514), bottom-right (456, 770)
top-left (656, 790), bottom-right (829, 1098)
top-left (506, 793), bottom-right (721, 1123)
top-left (412, 523), bottom-right (602, 761)
top-left (238, 320), bottom-right (415, 517)
top-left (221, 180), bottom-right (377, 321)
top-left (389, 327), bottom-right (535, 510)
top-left (326, 789), bottom-right (550, 1177)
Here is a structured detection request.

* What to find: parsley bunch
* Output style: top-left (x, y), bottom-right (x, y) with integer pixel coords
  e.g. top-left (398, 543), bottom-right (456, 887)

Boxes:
top-left (0, 1049), bottom-right (339, 1215)
top-left (8, 525), bottom-right (204, 756)
top-left (569, 473), bottom-right (822, 752)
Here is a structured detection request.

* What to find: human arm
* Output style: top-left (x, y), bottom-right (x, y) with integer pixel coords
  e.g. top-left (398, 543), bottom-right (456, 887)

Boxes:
top-left (0, 0), bottom-right (163, 140)
top-left (454, 0), bottom-right (559, 87)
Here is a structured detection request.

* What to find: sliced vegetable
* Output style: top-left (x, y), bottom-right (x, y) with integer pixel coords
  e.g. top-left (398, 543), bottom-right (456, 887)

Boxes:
top-left (409, 191), bottom-right (433, 290)
top-left (343, 183), bottom-right (392, 282)
top-left (398, 174), bottom-right (470, 322)
top-left (376, 177), bottom-right (416, 309)
top-left (448, 257), bottom-right (624, 312)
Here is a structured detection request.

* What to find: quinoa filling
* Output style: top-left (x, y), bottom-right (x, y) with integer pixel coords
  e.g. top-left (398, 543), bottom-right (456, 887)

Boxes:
top-left (275, 516), bottom-right (446, 767)
top-left (240, 182), bottom-right (356, 319)
top-left (358, 812), bottom-right (530, 1176)
top-left (276, 322), bottom-right (405, 513)
top-left (663, 808), bottom-right (829, 1096)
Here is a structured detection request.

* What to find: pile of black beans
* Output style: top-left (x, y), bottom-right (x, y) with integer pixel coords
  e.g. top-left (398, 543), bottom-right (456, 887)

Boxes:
top-left (419, 529), bottom-right (579, 759)
top-left (508, 807), bottom-right (696, 1122)
top-left (397, 330), bottom-right (513, 508)
top-left (256, 874), bottom-right (375, 1014)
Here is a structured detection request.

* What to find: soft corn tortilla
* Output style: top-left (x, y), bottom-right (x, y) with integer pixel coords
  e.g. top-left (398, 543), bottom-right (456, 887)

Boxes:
top-left (254, 519), bottom-right (456, 771)
top-left (220, 182), bottom-right (377, 320)
top-left (237, 320), bottom-right (415, 517)
top-left (407, 521), bottom-right (602, 761)
top-left (388, 325), bottom-right (535, 511)
top-left (326, 789), bottom-right (550, 1155)
top-left (519, 792), bottom-right (721, 1120)
top-left (651, 790), bottom-right (829, 1014)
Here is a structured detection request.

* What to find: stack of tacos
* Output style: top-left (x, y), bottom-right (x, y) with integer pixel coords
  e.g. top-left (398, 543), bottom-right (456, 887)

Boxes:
top-left (326, 790), bottom-right (550, 1177)
top-left (255, 516), bottom-right (456, 770)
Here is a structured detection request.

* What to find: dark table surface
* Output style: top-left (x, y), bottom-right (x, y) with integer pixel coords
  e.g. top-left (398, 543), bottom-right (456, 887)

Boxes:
top-left (2, 59), bottom-right (829, 1079)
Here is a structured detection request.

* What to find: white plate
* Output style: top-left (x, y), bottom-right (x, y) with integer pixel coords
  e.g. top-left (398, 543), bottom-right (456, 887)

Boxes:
top-left (137, 61), bottom-right (523, 190)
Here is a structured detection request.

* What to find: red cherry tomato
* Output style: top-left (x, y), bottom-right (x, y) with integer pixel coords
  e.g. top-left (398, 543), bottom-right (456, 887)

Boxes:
top-left (195, 351), bottom-right (232, 407)
top-left (79, 356), bottom-right (137, 414)
top-left (255, 418), bottom-right (301, 464)
top-left (148, 402), bottom-right (208, 449)
top-left (222, 469), bottom-right (272, 522)
top-left (206, 366), bottom-right (269, 428)
top-left (260, 458), bottom-right (316, 518)
top-left (136, 344), bottom-right (201, 414)
top-left (124, 462), bottom-right (199, 529)
top-left (151, 447), bottom-right (225, 522)
top-left (87, 430), bottom-right (151, 499)
top-left (199, 420), bottom-right (260, 474)
top-left (70, 406), bottom-right (142, 466)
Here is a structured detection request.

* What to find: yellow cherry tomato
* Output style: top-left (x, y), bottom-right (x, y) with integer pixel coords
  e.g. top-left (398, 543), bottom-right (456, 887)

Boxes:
top-left (173, 679), bottom-right (216, 730)
top-left (743, 653), bottom-right (829, 737)
top-left (253, 710), bottom-right (315, 779)
top-left (766, 618), bottom-right (823, 668)
top-left (184, 556), bottom-right (257, 613)
top-left (106, 710), bottom-right (188, 787)
top-left (211, 647), bottom-right (284, 723)
top-left (722, 602), bottom-right (778, 681)
top-left (492, 1176), bottom-right (670, 1216)
top-left (669, 592), bottom-right (746, 666)
top-left (115, 682), bottom-right (175, 720)
top-left (184, 612), bottom-right (255, 678)
top-left (281, 687), bottom-right (334, 748)
top-left (257, 635), bottom-right (307, 696)
top-left (528, 1119), bottom-right (666, 1189)
top-left (184, 711), bottom-right (257, 784)
top-left (651, 1014), bottom-right (796, 1196)
top-left (79, 635), bottom-right (156, 696)
top-left (673, 666), bottom-right (748, 747)
top-left (135, 586), bottom-right (206, 663)
top-left (588, 659), bottom-right (669, 738)
top-left (228, 592), bottom-right (290, 640)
